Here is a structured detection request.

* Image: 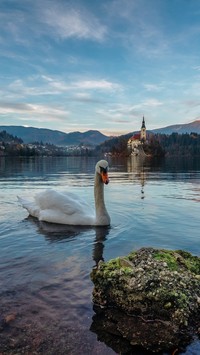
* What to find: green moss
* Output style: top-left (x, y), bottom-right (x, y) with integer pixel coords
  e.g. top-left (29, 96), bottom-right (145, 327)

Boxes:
top-left (152, 250), bottom-right (179, 271)
top-left (104, 257), bottom-right (121, 270)
top-left (121, 267), bottom-right (133, 275)
top-left (176, 292), bottom-right (188, 308)
top-left (156, 288), bottom-right (189, 312)
top-left (99, 257), bottom-right (134, 274)
top-left (151, 249), bottom-right (200, 273)
top-left (91, 247), bottom-right (200, 335)
top-left (176, 250), bottom-right (200, 274)
top-left (127, 251), bottom-right (137, 262)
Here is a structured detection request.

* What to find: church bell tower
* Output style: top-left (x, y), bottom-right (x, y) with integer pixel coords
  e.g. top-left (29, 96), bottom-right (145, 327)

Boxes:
top-left (140, 116), bottom-right (146, 142)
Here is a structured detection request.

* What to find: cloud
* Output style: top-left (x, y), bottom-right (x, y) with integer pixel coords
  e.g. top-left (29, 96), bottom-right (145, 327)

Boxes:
top-left (4, 78), bottom-right (63, 98)
top-left (41, 76), bottom-right (122, 93)
top-left (43, 77), bottom-right (121, 94)
top-left (104, 0), bottom-right (169, 57)
top-left (111, 119), bottom-right (131, 124)
top-left (143, 98), bottom-right (163, 107)
top-left (0, 102), bottom-right (31, 113)
top-left (73, 79), bottom-right (121, 91)
top-left (96, 103), bottom-right (141, 121)
top-left (143, 83), bottom-right (164, 92)
top-left (184, 99), bottom-right (200, 108)
top-left (193, 66), bottom-right (200, 71)
top-left (0, 101), bottom-right (68, 121)
top-left (0, 0), bottom-right (107, 48)
top-left (0, 74), bottom-right (122, 105)
top-left (40, 2), bottom-right (107, 42)
top-left (72, 92), bottom-right (105, 104)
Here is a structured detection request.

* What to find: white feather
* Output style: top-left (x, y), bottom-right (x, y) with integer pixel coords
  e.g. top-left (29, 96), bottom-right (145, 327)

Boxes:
top-left (18, 160), bottom-right (110, 226)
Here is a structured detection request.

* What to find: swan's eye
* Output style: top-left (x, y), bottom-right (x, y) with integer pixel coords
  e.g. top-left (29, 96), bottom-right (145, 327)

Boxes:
top-left (99, 166), bottom-right (108, 174)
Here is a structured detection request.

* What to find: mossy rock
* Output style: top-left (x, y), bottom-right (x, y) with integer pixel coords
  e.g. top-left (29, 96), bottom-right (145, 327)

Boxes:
top-left (91, 247), bottom-right (200, 352)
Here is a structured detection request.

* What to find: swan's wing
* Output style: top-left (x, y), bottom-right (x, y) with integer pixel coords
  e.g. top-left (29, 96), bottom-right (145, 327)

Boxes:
top-left (39, 208), bottom-right (95, 225)
top-left (17, 196), bottom-right (40, 218)
top-left (35, 189), bottom-right (93, 215)
top-left (18, 189), bottom-right (95, 225)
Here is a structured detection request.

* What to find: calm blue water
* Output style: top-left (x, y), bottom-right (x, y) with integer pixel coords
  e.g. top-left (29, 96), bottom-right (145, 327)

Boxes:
top-left (0, 156), bottom-right (199, 354)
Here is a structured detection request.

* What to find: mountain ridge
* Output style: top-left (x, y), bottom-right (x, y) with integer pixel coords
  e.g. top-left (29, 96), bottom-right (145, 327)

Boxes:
top-left (1, 120), bottom-right (200, 146)
top-left (0, 126), bottom-right (108, 146)
top-left (152, 120), bottom-right (200, 134)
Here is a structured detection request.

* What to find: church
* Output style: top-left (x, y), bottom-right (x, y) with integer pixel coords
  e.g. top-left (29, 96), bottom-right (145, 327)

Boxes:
top-left (127, 116), bottom-right (147, 155)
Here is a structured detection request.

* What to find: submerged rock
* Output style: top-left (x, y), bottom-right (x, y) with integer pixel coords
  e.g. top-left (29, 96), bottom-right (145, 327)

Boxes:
top-left (90, 247), bottom-right (200, 353)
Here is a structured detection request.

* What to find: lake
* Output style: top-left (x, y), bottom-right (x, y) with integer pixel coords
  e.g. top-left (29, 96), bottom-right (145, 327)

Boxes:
top-left (0, 155), bottom-right (200, 354)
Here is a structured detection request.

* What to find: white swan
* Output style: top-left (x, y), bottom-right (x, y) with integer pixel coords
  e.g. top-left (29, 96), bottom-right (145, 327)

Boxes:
top-left (18, 160), bottom-right (110, 226)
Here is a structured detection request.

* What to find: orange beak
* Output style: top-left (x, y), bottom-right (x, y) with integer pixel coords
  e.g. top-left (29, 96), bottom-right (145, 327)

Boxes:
top-left (101, 172), bottom-right (109, 185)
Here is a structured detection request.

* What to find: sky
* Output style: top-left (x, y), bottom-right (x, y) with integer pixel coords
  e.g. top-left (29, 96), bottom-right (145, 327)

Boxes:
top-left (1, 0), bottom-right (200, 136)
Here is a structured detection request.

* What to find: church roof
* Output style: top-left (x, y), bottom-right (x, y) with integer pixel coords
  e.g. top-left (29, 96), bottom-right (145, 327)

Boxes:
top-left (130, 133), bottom-right (140, 141)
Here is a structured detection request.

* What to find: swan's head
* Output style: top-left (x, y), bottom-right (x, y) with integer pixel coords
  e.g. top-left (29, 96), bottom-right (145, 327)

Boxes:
top-left (95, 160), bottom-right (109, 185)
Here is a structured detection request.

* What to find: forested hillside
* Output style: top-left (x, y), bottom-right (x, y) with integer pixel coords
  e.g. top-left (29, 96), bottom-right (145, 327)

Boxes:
top-left (95, 133), bottom-right (131, 155)
top-left (95, 132), bottom-right (200, 157)
top-left (156, 133), bottom-right (200, 156)
top-left (0, 130), bottom-right (23, 143)
top-left (2, 129), bottom-right (200, 157)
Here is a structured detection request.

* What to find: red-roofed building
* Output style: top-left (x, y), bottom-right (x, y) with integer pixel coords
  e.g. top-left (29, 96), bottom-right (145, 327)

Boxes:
top-left (127, 116), bottom-right (147, 155)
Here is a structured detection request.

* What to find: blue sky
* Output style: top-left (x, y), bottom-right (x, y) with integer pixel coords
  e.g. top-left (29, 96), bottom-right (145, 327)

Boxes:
top-left (1, 0), bottom-right (200, 136)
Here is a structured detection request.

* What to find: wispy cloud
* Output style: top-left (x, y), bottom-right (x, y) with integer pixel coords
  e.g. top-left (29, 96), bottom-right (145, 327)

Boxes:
top-left (1, 75), bottom-right (122, 101)
top-left (143, 98), bottom-right (163, 107)
top-left (73, 79), bottom-right (121, 91)
top-left (0, 102), bottom-right (31, 113)
top-left (143, 83), bottom-right (164, 92)
top-left (0, 0), bottom-right (107, 47)
top-left (0, 101), bottom-right (68, 121)
top-left (1, 0), bottom-right (200, 134)
top-left (193, 66), bottom-right (200, 71)
top-left (3, 78), bottom-right (64, 98)
top-left (184, 99), bottom-right (200, 109)
top-left (96, 103), bottom-right (142, 120)
top-left (104, 0), bottom-right (169, 57)
top-left (41, 76), bottom-right (121, 92)
top-left (72, 92), bottom-right (105, 104)
top-left (41, 2), bottom-right (107, 42)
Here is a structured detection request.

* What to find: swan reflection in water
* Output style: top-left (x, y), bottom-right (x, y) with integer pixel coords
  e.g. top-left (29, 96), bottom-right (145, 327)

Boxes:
top-left (25, 217), bottom-right (183, 355)
top-left (27, 216), bottom-right (110, 266)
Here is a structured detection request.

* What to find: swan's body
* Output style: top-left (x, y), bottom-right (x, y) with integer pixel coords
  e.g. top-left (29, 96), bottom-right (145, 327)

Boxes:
top-left (18, 160), bottom-right (110, 226)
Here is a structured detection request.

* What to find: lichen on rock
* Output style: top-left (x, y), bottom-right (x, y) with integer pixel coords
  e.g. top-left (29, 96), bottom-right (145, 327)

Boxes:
top-left (90, 247), bottom-right (200, 353)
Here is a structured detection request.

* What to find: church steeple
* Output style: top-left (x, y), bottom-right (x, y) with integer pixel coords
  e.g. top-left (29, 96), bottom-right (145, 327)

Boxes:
top-left (140, 116), bottom-right (146, 142)
top-left (141, 116), bottom-right (146, 129)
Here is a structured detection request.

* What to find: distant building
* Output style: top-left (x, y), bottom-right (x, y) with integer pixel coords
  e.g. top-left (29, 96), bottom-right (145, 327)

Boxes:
top-left (127, 116), bottom-right (147, 155)
top-left (140, 116), bottom-right (147, 142)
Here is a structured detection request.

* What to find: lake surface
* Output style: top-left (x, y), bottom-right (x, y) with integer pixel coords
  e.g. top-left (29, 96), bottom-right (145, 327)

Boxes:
top-left (0, 156), bottom-right (200, 354)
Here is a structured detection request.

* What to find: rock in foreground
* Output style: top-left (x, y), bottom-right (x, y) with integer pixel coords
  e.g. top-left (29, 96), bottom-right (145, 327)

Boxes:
top-left (90, 248), bottom-right (200, 353)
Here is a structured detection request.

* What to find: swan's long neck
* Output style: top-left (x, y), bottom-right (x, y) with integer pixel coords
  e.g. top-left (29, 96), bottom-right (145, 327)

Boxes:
top-left (94, 172), bottom-right (110, 226)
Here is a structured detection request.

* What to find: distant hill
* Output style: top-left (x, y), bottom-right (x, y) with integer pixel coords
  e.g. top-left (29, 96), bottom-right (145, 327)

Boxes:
top-left (0, 126), bottom-right (108, 146)
top-left (0, 130), bottom-right (23, 143)
top-left (1, 120), bottom-right (200, 148)
top-left (153, 120), bottom-right (200, 134)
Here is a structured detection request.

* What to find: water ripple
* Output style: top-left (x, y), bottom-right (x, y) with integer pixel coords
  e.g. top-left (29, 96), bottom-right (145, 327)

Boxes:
top-left (0, 156), bottom-right (200, 354)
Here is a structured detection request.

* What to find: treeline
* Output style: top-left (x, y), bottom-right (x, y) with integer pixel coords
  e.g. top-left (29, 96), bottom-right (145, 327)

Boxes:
top-left (3, 144), bottom-right (40, 156)
top-left (2, 129), bottom-right (200, 157)
top-left (0, 130), bottom-right (94, 157)
top-left (155, 132), bottom-right (200, 156)
top-left (0, 130), bottom-right (37, 156)
top-left (94, 133), bottom-right (164, 156)
top-left (95, 132), bottom-right (200, 157)
top-left (95, 133), bottom-right (131, 156)
top-left (0, 130), bottom-right (23, 143)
